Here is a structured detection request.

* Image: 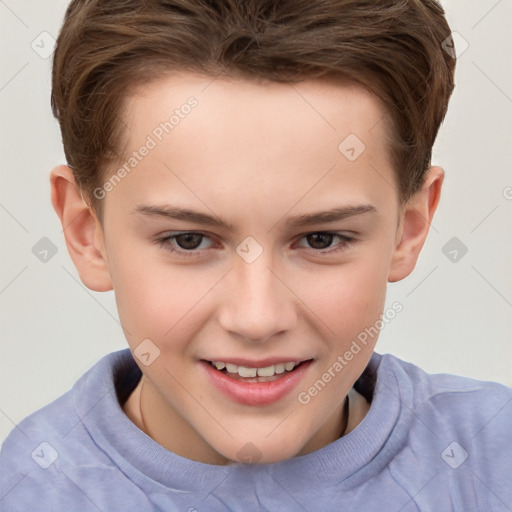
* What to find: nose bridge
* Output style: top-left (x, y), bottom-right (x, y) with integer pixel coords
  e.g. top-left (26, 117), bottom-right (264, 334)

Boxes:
top-left (218, 247), bottom-right (295, 342)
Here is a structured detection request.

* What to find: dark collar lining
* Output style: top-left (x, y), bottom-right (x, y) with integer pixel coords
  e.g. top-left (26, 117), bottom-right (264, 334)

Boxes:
top-left (113, 352), bottom-right (377, 407)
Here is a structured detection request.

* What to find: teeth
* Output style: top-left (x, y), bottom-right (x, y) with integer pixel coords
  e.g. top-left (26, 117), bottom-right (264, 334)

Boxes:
top-left (274, 363), bottom-right (285, 374)
top-left (225, 363), bottom-right (238, 374)
top-left (257, 365), bottom-right (275, 377)
top-left (211, 360), bottom-right (300, 377)
top-left (238, 366), bottom-right (257, 378)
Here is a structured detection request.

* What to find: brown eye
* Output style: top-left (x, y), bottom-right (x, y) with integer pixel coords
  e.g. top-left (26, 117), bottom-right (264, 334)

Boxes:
top-left (156, 232), bottom-right (214, 257)
top-left (296, 232), bottom-right (356, 256)
top-left (305, 233), bottom-right (335, 250)
top-left (173, 233), bottom-right (204, 250)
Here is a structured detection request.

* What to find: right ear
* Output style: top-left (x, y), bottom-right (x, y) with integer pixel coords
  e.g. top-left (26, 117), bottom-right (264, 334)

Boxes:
top-left (50, 165), bottom-right (113, 292)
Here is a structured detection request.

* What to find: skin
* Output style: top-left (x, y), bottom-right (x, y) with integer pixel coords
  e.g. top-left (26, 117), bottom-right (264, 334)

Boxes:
top-left (50, 71), bottom-right (443, 465)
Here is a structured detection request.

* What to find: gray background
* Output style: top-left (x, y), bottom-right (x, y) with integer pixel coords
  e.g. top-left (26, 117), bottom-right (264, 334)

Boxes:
top-left (1, 0), bottom-right (511, 445)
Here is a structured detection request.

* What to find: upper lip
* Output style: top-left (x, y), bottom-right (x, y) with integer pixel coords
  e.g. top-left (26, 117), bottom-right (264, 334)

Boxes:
top-left (202, 357), bottom-right (313, 367)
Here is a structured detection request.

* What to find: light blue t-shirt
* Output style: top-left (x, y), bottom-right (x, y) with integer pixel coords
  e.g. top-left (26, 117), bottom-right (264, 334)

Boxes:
top-left (1, 349), bottom-right (511, 511)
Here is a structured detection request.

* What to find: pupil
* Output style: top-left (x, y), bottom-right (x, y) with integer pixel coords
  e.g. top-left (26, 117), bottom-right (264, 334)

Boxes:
top-left (177, 233), bottom-right (202, 249)
top-left (307, 233), bottom-right (333, 249)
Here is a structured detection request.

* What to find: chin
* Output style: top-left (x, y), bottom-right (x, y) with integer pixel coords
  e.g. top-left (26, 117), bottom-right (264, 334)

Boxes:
top-left (213, 434), bottom-right (307, 466)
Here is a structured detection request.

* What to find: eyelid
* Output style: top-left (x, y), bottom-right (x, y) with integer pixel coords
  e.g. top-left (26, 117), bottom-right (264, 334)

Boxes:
top-left (293, 231), bottom-right (356, 254)
top-left (154, 230), bottom-right (214, 257)
top-left (156, 230), bottom-right (357, 258)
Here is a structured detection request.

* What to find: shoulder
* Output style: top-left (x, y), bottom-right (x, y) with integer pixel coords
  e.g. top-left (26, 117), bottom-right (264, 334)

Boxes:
top-left (0, 349), bottom-right (139, 510)
top-left (376, 353), bottom-right (512, 507)
top-left (381, 352), bottom-right (512, 420)
top-left (0, 386), bottom-right (79, 508)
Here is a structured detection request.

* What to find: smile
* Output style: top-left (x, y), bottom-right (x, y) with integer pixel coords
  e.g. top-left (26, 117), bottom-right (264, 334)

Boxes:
top-left (209, 360), bottom-right (302, 380)
top-left (201, 359), bottom-right (313, 405)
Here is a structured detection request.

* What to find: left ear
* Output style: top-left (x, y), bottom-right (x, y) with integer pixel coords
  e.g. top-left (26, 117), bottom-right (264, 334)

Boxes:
top-left (388, 166), bottom-right (444, 282)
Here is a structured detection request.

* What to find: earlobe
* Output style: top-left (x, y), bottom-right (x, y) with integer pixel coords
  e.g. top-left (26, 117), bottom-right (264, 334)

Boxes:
top-left (388, 166), bottom-right (444, 283)
top-left (50, 165), bottom-right (113, 292)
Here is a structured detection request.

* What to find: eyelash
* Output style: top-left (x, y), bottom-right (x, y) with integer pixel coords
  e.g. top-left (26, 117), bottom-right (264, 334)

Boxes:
top-left (155, 231), bottom-right (356, 258)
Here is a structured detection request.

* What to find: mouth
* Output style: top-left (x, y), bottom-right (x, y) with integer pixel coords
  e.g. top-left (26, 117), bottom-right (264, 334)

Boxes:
top-left (204, 359), bottom-right (308, 382)
top-left (200, 358), bottom-right (314, 405)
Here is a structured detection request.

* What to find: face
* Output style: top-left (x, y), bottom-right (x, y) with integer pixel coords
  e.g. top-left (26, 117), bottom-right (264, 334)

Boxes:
top-left (92, 72), bottom-right (404, 464)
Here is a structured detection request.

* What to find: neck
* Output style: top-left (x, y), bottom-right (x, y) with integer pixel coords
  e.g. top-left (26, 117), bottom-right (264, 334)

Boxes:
top-left (122, 376), bottom-right (369, 465)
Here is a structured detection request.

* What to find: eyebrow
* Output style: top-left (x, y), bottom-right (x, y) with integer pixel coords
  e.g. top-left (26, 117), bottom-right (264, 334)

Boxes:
top-left (283, 204), bottom-right (377, 228)
top-left (134, 203), bottom-right (377, 230)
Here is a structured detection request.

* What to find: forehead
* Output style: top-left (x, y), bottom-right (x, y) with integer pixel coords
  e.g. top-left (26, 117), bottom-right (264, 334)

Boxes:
top-left (123, 71), bottom-right (388, 142)
top-left (109, 71), bottom-right (396, 222)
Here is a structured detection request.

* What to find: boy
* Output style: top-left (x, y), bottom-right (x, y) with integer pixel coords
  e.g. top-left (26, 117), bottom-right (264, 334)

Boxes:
top-left (1, 0), bottom-right (511, 510)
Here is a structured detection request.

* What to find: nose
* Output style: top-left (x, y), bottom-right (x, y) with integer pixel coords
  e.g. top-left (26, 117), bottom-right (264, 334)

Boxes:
top-left (217, 251), bottom-right (297, 344)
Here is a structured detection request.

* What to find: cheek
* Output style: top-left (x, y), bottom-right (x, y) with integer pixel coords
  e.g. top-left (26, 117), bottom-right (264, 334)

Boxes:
top-left (297, 253), bottom-right (389, 340)
top-left (108, 228), bottom-right (392, 351)
top-left (109, 246), bottom-right (213, 347)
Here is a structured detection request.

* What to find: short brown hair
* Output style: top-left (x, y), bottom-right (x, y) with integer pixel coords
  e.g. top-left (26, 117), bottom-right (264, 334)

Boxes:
top-left (51, 0), bottom-right (456, 214)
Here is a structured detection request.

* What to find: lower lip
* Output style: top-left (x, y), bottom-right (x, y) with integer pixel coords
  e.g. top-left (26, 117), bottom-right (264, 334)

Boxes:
top-left (201, 360), bottom-right (312, 406)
